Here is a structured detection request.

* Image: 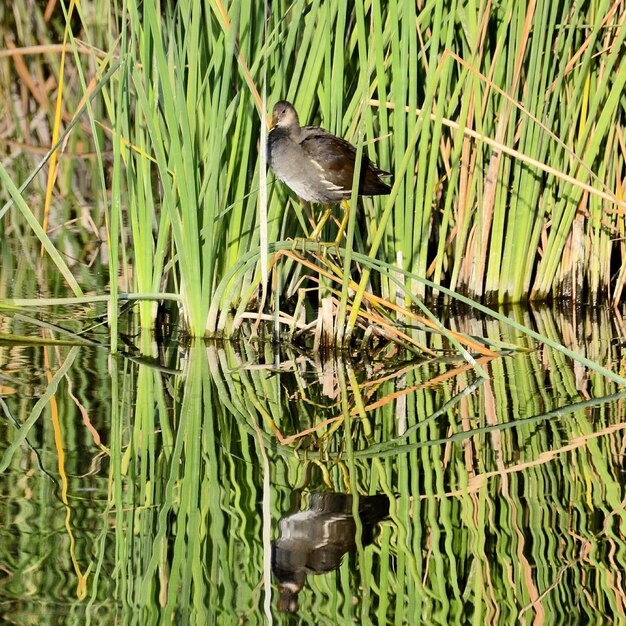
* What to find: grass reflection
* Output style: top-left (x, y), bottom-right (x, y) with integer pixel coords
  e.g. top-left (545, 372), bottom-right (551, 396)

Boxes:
top-left (1, 309), bottom-right (626, 622)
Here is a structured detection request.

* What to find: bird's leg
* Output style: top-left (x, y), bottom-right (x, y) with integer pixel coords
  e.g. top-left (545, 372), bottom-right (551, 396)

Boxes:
top-left (334, 200), bottom-right (351, 243)
top-left (310, 204), bottom-right (333, 240)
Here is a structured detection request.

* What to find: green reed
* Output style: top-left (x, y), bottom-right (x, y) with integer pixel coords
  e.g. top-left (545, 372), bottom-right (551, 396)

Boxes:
top-left (1, 1), bottom-right (625, 338)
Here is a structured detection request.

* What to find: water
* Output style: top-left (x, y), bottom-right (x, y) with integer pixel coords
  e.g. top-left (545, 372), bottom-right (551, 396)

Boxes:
top-left (1, 302), bottom-right (626, 624)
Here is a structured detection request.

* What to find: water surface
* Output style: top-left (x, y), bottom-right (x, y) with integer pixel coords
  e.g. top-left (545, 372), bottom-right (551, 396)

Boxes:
top-left (1, 302), bottom-right (625, 624)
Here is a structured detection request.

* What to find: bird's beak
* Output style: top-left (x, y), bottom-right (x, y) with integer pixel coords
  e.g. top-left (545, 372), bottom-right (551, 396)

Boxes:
top-left (269, 111), bottom-right (279, 130)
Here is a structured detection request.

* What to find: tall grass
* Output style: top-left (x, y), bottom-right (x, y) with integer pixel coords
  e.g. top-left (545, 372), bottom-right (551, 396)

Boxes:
top-left (4, 5), bottom-right (626, 623)
top-left (1, 1), bottom-right (625, 336)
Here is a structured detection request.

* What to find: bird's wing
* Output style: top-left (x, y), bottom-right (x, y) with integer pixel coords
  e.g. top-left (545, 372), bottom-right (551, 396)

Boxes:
top-left (298, 128), bottom-right (360, 189)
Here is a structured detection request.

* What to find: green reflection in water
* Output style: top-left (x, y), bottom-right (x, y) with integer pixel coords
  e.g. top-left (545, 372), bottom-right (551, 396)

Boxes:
top-left (1, 307), bottom-right (626, 624)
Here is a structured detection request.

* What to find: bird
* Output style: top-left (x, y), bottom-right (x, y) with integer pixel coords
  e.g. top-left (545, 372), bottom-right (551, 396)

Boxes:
top-left (267, 100), bottom-right (391, 239)
top-left (271, 492), bottom-right (390, 613)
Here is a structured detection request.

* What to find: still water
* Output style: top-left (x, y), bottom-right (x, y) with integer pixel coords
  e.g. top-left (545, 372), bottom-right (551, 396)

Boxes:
top-left (1, 305), bottom-right (626, 624)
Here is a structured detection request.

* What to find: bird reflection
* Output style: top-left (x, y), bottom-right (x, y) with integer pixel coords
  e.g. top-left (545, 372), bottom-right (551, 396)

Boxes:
top-left (271, 492), bottom-right (390, 613)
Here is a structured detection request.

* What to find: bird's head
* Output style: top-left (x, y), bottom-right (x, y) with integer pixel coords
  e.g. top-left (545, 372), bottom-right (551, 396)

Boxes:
top-left (271, 100), bottom-right (300, 130)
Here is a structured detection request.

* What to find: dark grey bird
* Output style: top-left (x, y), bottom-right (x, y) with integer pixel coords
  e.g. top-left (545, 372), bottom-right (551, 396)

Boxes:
top-left (271, 492), bottom-right (390, 613)
top-left (267, 101), bottom-right (391, 238)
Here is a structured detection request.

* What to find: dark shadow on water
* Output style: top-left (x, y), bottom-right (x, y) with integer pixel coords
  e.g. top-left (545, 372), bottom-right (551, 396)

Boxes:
top-left (272, 492), bottom-right (391, 613)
